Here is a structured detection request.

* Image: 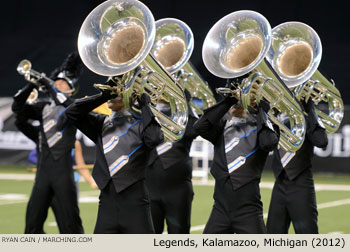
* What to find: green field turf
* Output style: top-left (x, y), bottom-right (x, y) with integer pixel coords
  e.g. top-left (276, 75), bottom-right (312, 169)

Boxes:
top-left (0, 169), bottom-right (349, 234)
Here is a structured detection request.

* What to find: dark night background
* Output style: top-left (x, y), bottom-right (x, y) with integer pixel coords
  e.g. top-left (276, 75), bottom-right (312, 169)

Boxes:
top-left (1, 0), bottom-right (349, 103)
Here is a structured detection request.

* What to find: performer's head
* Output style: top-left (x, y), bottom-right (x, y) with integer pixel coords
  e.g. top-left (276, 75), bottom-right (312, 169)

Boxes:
top-left (54, 79), bottom-right (73, 96)
top-left (107, 97), bottom-right (124, 111)
top-left (229, 101), bottom-right (247, 117)
top-left (50, 52), bottom-right (84, 96)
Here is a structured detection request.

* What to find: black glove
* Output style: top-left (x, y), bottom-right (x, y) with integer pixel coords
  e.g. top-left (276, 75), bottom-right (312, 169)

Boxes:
top-left (13, 83), bottom-right (36, 101)
top-left (256, 99), bottom-right (272, 133)
top-left (226, 75), bottom-right (247, 90)
top-left (302, 98), bottom-right (313, 113)
top-left (225, 79), bottom-right (237, 90)
top-left (225, 95), bottom-right (238, 106)
top-left (101, 89), bottom-right (118, 100)
top-left (104, 78), bottom-right (117, 87)
top-left (96, 79), bottom-right (118, 99)
top-left (37, 76), bottom-right (52, 89)
top-left (259, 99), bottom-right (270, 113)
top-left (138, 93), bottom-right (151, 108)
top-left (138, 93), bottom-right (154, 128)
top-left (222, 80), bottom-right (239, 105)
top-left (303, 98), bottom-right (322, 132)
top-left (12, 83), bottom-right (37, 114)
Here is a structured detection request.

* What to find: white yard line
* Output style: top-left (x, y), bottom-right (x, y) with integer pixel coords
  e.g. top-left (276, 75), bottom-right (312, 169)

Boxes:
top-left (193, 181), bottom-right (350, 191)
top-left (193, 180), bottom-right (215, 186)
top-left (1, 191), bottom-right (349, 233)
top-left (259, 182), bottom-right (350, 191)
top-left (1, 174), bottom-right (349, 191)
top-left (47, 222), bottom-right (57, 227)
top-left (1, 173), bottom-right (350, 233)
top-left (189, 224), bottom-right (206, 232)
top-left (0, 173), bottom-right (35, 180)
top-left (318, 199), bottom-right (350, 209)
top-left (0, 200), bottom-right (27, 206)
top-left (314, 184), bottom-right (350, 192)
top-left (0, 194), bottom-right (100, 205)
top-left (190, 198), bottom-right (350, 233)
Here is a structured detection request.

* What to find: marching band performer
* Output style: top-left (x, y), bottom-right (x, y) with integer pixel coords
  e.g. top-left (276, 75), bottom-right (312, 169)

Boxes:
top-left (145, 91), bottom-right (199, 234)
top-left (193, 83), bottom-right (279, 234)
top-left (25, 135), bottom-right (96, 231)
top-left (28, 139), bottom-right (98, 194)
top-left (65, 85), bottom-right (163, 234)
top-left (12, 52), bottom-right (84, 234)
top-left (266, 99), bottom-right (328, 234)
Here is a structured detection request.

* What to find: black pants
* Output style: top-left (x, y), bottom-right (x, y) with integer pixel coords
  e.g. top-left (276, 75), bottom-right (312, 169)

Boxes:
top-left (266, 169), bottom-right (318, 234)
top-left (25, 169), bottom-right (83, 234)
top-left (94, 179), bottom-right (154, 234)
top-left (204, 178), bottom-right (266, 234)
top-left (146, 158), bottom-right (193, 234)
top-left (49, 178), bottom-right (80, 232)
top-left (149, 180), bottom-right (193, 234)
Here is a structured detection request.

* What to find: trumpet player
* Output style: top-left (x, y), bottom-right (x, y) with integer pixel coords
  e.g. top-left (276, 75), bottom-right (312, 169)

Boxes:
top-left (266, 99), bottom-right (328, 234)
top-left (12, 52), bottom-right (84, 234)
top-left (193, 82), bottom-right (279, 234)
top-left (64, 83), bottom-right (163, 234)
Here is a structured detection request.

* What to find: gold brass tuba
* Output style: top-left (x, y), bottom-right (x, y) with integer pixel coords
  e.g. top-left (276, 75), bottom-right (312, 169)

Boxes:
top-left (202, 10), bottom-right (306, 152)
top-left (77, 0), bottom-right (188, 142)
top-left (151, 18), bottom-right (216, 115)
top-left (266, 22), bottom-right (344, 133)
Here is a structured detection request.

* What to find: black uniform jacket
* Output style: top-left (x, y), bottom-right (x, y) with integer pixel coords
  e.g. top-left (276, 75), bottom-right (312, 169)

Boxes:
top-left (194, 97), bottom-right (279, 190)
top-left (147, 90), bottom-right (199, 171)
top-left (65, 93), bottom-right (164, 193)
top-left (149, 114), bottom-right (197, 166)
top-left (12, 81), bottom-right (76, 173)
top-left (271, 106), bottom-right (328, 180)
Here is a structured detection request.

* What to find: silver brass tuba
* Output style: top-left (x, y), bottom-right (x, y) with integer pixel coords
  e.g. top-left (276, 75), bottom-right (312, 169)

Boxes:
top-left (266, 22), bottom-right (344, 133)
top-left (151, 18), bottom-right (216, 115)
top-left (202, 10), bottom-right (306, 152)
top-left (77, 0), bottom-right (188, 142)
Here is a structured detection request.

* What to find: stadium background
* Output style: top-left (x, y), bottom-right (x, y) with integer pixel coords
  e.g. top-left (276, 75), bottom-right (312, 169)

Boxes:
top-left (0, 0), bottom-right (349, 234)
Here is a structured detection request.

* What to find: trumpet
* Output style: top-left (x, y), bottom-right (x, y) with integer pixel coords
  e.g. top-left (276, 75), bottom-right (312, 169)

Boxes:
top-left (77, 0), bottom-right (188, 142)
top-left (266, 22), bottom-right (344, 133)
top-left (151, 18), bottom-right (216, 115)
top-left (17, 59), bottom-right (54, 88)
top-left (202, 10), bottom-right (306, 152)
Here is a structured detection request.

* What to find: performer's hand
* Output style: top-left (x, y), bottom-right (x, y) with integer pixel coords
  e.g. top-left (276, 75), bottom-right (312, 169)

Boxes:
top-left (259, 99), bottom-right (270, 113)
top-left (13, 83), bottom-right (35, 100)
top-left (225, 77), bottom-right (242, 91)
top-left (138, 93), bottom-right (151, 108)
top-left (104, 78), bottom-right (117, 87)
top-left (96, 79), bottom-right (118, 99)
top-left (89, 181), bottom-right (98, 190)
top-left (36, 75), bottom-right (52, 88)
top-left (222, 80), bottom-right (239, 104)
top-left (302, 98), bottom-right (313, 113)
top-left (102, 89), bottom-right (118, 99)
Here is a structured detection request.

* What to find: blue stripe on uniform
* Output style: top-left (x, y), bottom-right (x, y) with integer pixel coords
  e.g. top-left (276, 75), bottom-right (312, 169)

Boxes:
top-left (109, 144), bottom-right (143, 173)
top-left (103, 120), bottom-right (141, 151)
top-left (228, 147), bottom-right (259, 171)
top-left (225, 127), bottom-right (257, 151)
top-left (282, 152), bottom-right (293, 165)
